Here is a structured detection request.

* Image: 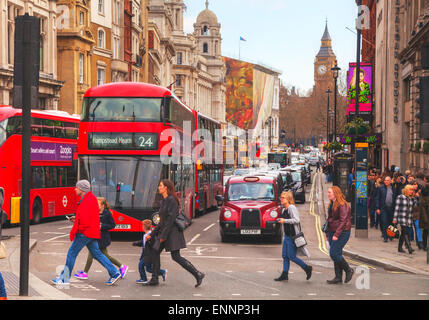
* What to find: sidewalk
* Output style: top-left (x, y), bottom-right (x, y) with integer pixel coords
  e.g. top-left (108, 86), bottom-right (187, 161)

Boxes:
top-left (0, 236), bottom-right (73, 300)
top-left (315, 172), bottom-right (429, 276)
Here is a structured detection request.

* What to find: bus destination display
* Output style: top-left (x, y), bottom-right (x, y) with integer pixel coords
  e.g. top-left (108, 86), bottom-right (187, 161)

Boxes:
top-left (89, 132), bottom-right (158, 150)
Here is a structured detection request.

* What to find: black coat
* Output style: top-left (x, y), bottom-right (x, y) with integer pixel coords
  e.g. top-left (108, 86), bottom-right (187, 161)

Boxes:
top-left (152, 195), bottom-right (186, 252)
top-left (98, 208), bottom-right (116, 249)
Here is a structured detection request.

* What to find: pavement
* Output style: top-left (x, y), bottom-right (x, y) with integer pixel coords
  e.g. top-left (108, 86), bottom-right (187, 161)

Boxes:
top-left (315, 171), bottom-right (429, 277)
top-left (1, 171), bottom-right (429, 300)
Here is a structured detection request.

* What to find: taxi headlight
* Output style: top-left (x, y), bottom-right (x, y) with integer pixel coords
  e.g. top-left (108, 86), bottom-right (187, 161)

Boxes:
top-left (269, 210), bottom-right (278, 219)
top-left (224, 210), bottom-right (232, 219)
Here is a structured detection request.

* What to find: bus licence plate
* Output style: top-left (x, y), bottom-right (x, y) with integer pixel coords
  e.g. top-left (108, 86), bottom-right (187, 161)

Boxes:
top-left (115, 224), bottom-right (131, 230)
top-left (240, 229), bottom-right (261, 235)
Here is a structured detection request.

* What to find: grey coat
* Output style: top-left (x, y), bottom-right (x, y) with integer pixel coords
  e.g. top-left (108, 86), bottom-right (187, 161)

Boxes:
top-left (152, 195), bottom-right (186, 252)
top-left (282, 205), bottom-right (310, 258)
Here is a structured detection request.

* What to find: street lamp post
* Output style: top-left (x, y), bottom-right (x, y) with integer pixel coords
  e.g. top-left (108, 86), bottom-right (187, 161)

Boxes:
top-left (326, 88), bottom-right (332, 161)
top-left (331, 62), bottom-right (341, 143)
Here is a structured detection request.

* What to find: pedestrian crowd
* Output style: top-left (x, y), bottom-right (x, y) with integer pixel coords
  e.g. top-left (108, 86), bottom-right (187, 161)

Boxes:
top-left (366, 166), bottom-right (428, 253)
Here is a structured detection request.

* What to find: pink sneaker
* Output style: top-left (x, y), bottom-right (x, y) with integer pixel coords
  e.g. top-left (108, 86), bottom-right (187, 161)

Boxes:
top-left (120, 265), bottom-right (128, 279)
top-left (74, 271), bottom-right (88, 280)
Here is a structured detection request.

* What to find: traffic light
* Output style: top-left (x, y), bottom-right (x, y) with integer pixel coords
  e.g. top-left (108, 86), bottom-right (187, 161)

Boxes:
top-left (417, 77), bottom-right (429, 139)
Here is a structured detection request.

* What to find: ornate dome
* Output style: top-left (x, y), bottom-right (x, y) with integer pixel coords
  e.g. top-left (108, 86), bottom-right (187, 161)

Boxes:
top-left (196, 0), bottom-right (218, 25)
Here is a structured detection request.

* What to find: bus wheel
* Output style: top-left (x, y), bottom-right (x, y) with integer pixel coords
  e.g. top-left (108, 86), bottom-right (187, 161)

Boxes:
top-left (31, 199), bottom-right (42, 225)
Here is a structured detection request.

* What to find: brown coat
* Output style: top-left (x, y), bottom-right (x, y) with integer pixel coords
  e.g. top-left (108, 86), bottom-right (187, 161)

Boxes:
top-left (328, 203), bottom-right (352, 238)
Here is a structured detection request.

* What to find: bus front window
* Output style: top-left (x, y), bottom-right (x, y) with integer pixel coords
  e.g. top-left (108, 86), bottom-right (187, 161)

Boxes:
top-left (83, 98), bottom-right (162, 122)
top-left (0, 120), bottom-right (7, 147)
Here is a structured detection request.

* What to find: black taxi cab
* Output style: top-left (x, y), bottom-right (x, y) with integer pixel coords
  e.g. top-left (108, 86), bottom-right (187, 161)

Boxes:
top-left (216, 176), bottom-right (283, 243)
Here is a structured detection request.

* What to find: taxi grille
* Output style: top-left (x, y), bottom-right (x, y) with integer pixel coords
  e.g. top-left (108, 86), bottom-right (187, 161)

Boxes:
top-left (241, 209), bottom-right (261, 228)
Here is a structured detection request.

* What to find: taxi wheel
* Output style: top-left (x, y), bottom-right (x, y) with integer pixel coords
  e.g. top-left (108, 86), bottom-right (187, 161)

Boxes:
top-left (220, 231), bottom-right (233, 243)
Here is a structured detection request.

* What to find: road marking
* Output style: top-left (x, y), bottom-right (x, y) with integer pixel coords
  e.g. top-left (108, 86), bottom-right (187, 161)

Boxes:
top-left (43, 234), bottom-right (69, 242)
top-left (307, 293), bottom-right (317, 296)
top-left (346, 293), bottom-right (355, 296)
top-left (418, 293), bottom-right (428, 296)
top-left (217, 271), bottom-right (281, 292)
top-left (225, 270), bottom-right (233, 273)
top-left (257, 271), bottom-right (265, 273)
top-left (187, 234), bottom-right (200, 245)
top-left (193, 294), bottom-right (202, 297)
top-left (111, 295), bottom-right (121, 298)
top-left (232, 293), bottom-right (242, 296)
top-left (152, 294), bottom-right (161, 297)
top-left (203, 223), bottom-right (216, 232)
top-left (271, 294), bottom-right (280, 296)
top-left (382, 293), bottom-right (391, 296)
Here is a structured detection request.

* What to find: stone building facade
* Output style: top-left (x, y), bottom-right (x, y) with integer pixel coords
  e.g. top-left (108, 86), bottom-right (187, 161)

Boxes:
top-left (0, 0), bottom-right (63, 109)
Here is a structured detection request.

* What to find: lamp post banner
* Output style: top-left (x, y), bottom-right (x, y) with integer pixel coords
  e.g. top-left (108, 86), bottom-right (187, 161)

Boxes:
top-left (347, 62), bottom-right (373, 115)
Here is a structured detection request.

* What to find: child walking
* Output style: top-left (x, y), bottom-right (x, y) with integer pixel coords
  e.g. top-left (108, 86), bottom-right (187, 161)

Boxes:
top-left (74, 197), bottom-right (128, 280)
top-left (136, 219), bottom-right (167, 284)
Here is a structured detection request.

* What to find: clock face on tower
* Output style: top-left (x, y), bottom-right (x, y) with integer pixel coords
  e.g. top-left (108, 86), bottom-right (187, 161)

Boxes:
top-left (318, 65), bottom-right (327, 75)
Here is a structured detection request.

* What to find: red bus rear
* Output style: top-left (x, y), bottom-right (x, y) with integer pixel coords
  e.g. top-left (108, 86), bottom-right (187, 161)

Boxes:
top-left (78, 82), bottom-right (196, 232)
top-left (0, 106), bottom-right (79, 224)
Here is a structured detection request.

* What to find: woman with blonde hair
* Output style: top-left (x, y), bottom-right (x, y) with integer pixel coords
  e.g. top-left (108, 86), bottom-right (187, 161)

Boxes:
top-left (326, 186), bottom-right (354, 284)
top-left (274, 191), bottom-right (312, 282)
top-left (393, 185), bottom-right (417, 254)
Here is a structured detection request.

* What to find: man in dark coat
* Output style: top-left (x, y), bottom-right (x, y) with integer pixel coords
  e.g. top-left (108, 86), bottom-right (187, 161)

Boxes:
top-left (375, 176), bottom-right (397, 242)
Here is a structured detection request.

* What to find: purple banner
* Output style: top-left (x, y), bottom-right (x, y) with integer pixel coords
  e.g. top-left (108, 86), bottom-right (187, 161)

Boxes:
top-left (31, 142), bottom-right (75, 161)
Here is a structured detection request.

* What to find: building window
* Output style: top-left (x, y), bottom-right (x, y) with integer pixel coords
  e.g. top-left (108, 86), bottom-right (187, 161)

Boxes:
top-left (177, 52), bottom-right (183, 65)
top-left (98, 0), bottom-right (104, 15)
top-left (203, 43), bottom-right (208, 53)
top-left (80, 11), bottom-right (84, 25)
top-left (40, 37), bottom-right (44, 71)
top-left (176, 75), bottom-right (182, 87)
top-left (97, 68), bottom-right (105, 85)
top-left (79, 54), bottom-right (84, 84)
top-left (98, 29), bottom-right (105, 48)
top-left (202, 26), bottom-right (209, 35)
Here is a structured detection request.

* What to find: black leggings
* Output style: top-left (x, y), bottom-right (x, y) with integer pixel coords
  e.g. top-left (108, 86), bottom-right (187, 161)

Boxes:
top-left (152, 248), bottom-right (195, 278)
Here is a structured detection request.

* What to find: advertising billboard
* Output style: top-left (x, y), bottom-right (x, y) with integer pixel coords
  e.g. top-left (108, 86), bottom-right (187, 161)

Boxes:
top-left (223, 57), bottom-right (254, 130)
top-left (346, 62), bottom-right (373, 115)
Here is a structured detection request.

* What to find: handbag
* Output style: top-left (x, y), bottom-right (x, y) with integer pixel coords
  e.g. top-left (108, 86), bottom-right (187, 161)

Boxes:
top-left (291, 223), bottom-right (307, 248)
top-left (175, 211), bottom-right (191, 231)
top-left (0, 242), bottom-right (6, 259)
top-left (321, 219), bottom-right (329, 233)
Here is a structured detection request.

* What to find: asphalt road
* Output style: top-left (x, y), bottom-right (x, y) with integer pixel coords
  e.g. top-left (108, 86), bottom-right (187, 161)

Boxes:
top-left (3, 174), bottom-right (429, 300)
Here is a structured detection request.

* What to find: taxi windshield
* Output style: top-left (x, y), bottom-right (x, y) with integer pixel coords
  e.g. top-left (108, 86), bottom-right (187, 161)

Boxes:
top-left (227, 183), bottom-right (275, 201)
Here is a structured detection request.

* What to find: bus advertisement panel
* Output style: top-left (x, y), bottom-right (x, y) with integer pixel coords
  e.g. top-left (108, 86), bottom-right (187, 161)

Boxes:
top-left (0, 106), bottom-right (79, 224)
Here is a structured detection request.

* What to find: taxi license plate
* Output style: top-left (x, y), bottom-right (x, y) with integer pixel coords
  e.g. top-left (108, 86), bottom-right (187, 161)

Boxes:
top-left (240, 229), bottom-right (261, 235)
top-left (115, 224), bottom-right (131, 230)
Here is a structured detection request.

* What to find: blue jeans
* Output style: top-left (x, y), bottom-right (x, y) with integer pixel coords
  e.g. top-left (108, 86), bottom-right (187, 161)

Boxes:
top-left (138, 257), bottom-right (166, 282)
top-left (414, 220), bottom-right (422, 243)
top-left (0, 272), bottom-right (6, 297)
top-left (59, 233), bottom-right (119, 283)
top-left (281, 236), bottom-right (308, 272)
top-left (328, 231), bottom-right (350, 263)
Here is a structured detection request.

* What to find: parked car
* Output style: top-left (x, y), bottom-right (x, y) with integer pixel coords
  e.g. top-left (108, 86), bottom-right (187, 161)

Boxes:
top-left (216, 176), bottom-right (283, 243)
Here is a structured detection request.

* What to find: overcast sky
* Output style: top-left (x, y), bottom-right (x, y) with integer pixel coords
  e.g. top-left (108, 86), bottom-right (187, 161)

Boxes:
top-left (183, 0), bottom-right (359, 94)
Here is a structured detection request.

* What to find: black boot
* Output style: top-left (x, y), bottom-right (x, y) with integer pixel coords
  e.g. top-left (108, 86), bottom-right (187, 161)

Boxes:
top-left (143, 276), bottom-right (159, 286)
top-left (417, 242), bottom-right (423, 250)
top-left (327, 262), bottom-right (342, 284)
top-left (274, 271), bottom-right (288, 281)
top-left (339, 258), bottom-right (354, 284)
top-left (304, 265), bottom-right (312, 280)
top-left (423, 231), bottom-right (428, 251)
top-left (182, 259), bottom-right (205, 288)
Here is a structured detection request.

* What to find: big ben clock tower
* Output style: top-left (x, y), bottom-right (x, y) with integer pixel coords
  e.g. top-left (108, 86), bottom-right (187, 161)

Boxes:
top-left (314, 21), bottom-right (337, 93)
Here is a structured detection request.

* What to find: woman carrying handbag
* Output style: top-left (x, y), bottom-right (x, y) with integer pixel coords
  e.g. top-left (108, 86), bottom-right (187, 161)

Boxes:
top-left (275, 191), bottom-right (312, 282)
top-left (145, 179), bottom-right (205, 287)
top-left (326, 186), bottom-right (354, 285)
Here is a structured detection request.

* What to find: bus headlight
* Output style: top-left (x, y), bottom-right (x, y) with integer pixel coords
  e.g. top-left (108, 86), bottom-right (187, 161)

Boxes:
top-left (270, 210), bottom-right (278, 219)
top-left (223, 210), bottom-right (232, 219)
top-left (152, 212), bottom-right (161, 225)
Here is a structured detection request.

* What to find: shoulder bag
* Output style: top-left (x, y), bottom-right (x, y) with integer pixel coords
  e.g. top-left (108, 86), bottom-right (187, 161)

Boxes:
top-left (291, 218), bottom-right (307, 248)
top-left (175, 211), bottom-right (191, 231)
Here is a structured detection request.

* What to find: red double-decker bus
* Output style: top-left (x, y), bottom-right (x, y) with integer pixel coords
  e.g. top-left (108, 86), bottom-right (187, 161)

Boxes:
top-left (193, 112), bottom-right (223, 215)
top-left (0, 106), bottom-right (79, 224)
top-left (78, 82), bottom-right (197, 232)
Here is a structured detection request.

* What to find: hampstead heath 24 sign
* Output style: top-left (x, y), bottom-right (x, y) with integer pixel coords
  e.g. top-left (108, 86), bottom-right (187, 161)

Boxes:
top-left (88, 132), bottom-right (158, 150)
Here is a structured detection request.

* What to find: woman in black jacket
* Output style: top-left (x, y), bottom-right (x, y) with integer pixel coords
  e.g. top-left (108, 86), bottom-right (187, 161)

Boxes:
top-left (74, 197), bottom-right (129, 280)
top-left (145, 179), bottom-right (205, 287)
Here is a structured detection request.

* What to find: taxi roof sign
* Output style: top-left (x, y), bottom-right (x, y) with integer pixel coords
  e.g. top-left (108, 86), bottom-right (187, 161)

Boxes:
top-left (243, 176), bottom-right (260, 182)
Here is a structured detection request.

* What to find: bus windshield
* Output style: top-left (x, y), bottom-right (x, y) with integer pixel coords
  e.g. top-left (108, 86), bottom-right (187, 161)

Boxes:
top-left (79, 156), bottom-right (167, 210)
top-left (82, 97), bottom-right (163, 122)
top-left (0, 119), bottom-right (7, 147)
